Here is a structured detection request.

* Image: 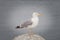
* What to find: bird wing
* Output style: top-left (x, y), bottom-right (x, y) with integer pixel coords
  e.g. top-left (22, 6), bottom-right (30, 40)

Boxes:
top-left (20, 20), bottom-right (33, 28)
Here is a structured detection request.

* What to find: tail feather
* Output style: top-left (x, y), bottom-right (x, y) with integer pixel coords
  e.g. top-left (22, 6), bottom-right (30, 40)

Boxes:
top-left (16, 26), bottom-right (20, 29)
top-left (16, 26), bottom-right (24, 29)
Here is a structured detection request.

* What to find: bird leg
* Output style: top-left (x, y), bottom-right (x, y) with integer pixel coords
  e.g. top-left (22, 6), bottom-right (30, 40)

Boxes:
top-left (27, 28), bottom-right (35, 38)
top-left (27, 28), bottom-right (33, 39)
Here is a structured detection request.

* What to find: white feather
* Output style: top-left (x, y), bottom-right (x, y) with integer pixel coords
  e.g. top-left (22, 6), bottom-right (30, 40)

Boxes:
top-left (28, 12), bottom-right (39, 28)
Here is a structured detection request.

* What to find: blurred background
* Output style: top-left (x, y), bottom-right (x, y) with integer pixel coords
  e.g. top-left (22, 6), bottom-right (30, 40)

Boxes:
top-left (0, 0), bottom-right (60, 40)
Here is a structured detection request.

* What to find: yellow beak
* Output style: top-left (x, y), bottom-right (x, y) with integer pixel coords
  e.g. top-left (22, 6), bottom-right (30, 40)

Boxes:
top-left (37, 13), bottom-right (43, 16)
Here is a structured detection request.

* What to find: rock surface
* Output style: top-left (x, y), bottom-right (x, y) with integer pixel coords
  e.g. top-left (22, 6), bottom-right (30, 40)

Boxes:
top-left (13, 34), bottom-right (45, 40)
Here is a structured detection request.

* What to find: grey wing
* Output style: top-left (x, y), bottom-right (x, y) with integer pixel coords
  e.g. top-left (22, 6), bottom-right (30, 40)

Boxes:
top-left (20, 20), bottom-right (33, 28)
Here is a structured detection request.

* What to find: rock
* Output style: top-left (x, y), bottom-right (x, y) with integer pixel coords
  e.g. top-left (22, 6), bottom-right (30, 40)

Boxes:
top-left (13, 34), bottom-right (45, 40)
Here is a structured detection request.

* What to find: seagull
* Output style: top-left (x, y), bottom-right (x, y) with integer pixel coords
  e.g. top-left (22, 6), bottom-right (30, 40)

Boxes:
top-left (16, 12), bottom-right (42, 33)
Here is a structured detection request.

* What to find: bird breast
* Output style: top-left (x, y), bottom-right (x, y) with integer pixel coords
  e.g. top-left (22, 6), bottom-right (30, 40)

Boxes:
top-left (31, 17), bottom-right (39, 27)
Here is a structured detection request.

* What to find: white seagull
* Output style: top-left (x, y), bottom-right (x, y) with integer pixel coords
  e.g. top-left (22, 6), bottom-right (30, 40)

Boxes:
top-left (16, 12), bottom-right (42, 33)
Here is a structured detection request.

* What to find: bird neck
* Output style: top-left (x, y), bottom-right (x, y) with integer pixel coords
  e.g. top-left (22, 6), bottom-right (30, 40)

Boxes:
top-left (32, 15), bottom-right (38, 18)
top-left (31, 16), bottom-right (39, 22)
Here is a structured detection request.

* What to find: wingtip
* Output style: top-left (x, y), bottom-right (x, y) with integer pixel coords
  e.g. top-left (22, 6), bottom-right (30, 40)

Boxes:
top-left (16, 26), bottom-right (20, 29)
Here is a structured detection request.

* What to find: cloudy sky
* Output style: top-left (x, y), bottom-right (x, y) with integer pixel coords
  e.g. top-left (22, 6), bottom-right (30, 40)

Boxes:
top-left (0, 0), bottom-right (60, 40)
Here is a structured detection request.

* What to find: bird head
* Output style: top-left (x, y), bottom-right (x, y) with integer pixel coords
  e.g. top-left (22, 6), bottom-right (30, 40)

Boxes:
top-left (32, 12), bottom-right (43, 17)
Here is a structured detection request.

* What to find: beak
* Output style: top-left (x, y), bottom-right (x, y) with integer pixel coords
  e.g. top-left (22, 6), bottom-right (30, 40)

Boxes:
top-left (37, 13), bottom-right (43, 16)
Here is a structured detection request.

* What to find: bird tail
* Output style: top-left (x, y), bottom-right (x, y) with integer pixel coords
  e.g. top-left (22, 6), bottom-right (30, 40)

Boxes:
top-left (16, 26), bottom-right (24, 29)
top-left (16, 26), bottom-right (20, 29)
